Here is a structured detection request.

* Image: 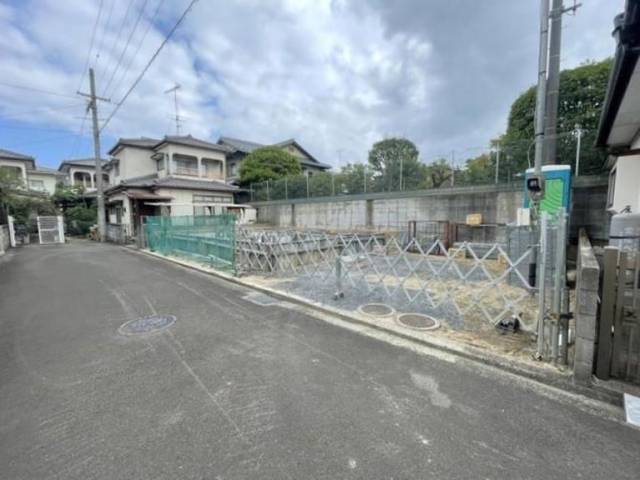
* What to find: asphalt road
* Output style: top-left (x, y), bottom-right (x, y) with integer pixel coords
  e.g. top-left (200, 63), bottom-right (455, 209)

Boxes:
top-left (0, 241), bottom-right (638, 479)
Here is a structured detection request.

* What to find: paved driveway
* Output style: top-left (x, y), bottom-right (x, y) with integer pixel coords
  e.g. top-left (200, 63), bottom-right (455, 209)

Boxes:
top-left (0, 241), bottom-right (638, 479)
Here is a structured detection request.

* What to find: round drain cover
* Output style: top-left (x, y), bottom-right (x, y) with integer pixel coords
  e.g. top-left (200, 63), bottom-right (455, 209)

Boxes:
top-left (119, 314), bottom-right (176, 335)
top-left (358, 303), bottom-right (395, 317)
top-left (396, 313), bottom-right (439, 331)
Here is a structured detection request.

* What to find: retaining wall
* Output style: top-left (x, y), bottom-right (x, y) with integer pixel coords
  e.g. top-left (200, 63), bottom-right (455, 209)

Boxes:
top-left (252, 176), bottom-right (609, 243)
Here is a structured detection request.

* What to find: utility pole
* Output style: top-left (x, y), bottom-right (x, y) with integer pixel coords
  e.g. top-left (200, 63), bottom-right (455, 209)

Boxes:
top-left (164, 83), bottom-right (182, 135)
top-left (574, 124), bottom-right (583, 176)
top-left (450, 150), bottom-right (455, 187)
top-left (495, 144), bottom-right (501, 184)
top-left (544, 0), bottom-right (563, 165)
top-left (544, 0), bottom-right (581, 165)
top-left (533, 0), bottom-right (550, 181)
top-left (78, 68), bottom-right (109, 241)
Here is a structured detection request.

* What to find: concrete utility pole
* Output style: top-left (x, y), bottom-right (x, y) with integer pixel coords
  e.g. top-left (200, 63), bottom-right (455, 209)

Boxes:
top-left (79, 68), bottom-right (109, 241)
top-left (544, 0), bottom-right (581, 165)
top-left (495, 144), bottom-right (501, 184)
top-left (533, 0), bottom-right (550, 179)
top-left (544, 0), bottom-right (563, 165)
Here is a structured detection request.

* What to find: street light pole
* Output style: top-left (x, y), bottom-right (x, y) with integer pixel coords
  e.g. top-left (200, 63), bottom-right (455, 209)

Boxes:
top-left (574, 124), bottom-right (583, 176)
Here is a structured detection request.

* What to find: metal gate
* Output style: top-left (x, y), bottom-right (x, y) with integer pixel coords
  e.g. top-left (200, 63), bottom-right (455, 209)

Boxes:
top-left (596, 247), bottom-right (640, 384)
top-left (37, 216), bottom-right (65, 244)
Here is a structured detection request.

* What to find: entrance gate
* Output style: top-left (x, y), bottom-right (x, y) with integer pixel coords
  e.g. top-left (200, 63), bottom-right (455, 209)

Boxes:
top-left (596, 247), bottom-right (640, 384)
top-left (37, 216), bottom-right (65, 244)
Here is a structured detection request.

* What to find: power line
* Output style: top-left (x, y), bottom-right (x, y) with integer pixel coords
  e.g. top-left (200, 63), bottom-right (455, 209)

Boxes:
top-left (0, 82), bottom-right (78, 99)
top-left (0, 103), bottom-right (84, 120)
top-left (102, 0), bottom-right (150, 97)
top-left (101, 0), bottom-right (199, 133)
top-left (108, 0), bottom-right (167, 102)
top-left (99, 0), bottom-right (137, 96)
top-left (77, 0), bottom-right (105, 92)
top-left (94, 0), bottom-right (117, 83)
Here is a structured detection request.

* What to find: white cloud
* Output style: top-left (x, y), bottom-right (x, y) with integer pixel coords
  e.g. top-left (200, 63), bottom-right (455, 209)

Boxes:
top-left (0, 0), bottom-right (626, 168)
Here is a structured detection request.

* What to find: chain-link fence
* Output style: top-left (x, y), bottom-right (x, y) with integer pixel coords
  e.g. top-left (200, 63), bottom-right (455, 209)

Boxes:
top-left (145, 214), bottom-right (236, 271)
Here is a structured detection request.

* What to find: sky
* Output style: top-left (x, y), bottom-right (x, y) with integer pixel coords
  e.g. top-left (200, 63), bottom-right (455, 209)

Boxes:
top-left (0, 0), bottom-right (625, 170)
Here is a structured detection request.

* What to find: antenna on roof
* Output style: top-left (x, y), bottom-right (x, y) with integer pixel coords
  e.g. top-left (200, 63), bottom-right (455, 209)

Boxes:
top-left (164, 83), bottom-right (182, 135)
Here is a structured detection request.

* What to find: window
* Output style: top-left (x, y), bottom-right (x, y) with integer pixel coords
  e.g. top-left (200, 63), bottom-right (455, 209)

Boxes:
top-left (113, 162), bottom-right (120, 177)
top-left (29, 179), bottom-right (45, 191)
top-left (193, 194), bottom-right (231, 215)
top-left (174, 154), bottom-right (198, 176)
top-left (0, 165), bottom-right (23, 179)
top-left (157, 157), bottom-right (165, 171)
top-left (202, 158), bottom-right (222, 179)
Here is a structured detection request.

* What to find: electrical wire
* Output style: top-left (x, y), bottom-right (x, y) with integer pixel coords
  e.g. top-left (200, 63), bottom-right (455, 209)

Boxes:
top-left (0, 82), bottom-right (79, 99)
top-left (108, 0), bottom-right (167, 102)
top-left (99, 0), bottom-right (137, 96)
top-left (101, 0), bottom-right (199, 133)
top-left (94, 0), bottom-right (117, 83)
top-left (0, 103), bottom-right (84, 120)
top-left (102, 0), bottom-right (150, 97)
top-left (76, 0), bottom-right (105, 92)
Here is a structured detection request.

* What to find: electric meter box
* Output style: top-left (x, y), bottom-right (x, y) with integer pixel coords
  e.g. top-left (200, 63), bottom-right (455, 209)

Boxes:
top-left (523, 165), bottom-right (572, 215)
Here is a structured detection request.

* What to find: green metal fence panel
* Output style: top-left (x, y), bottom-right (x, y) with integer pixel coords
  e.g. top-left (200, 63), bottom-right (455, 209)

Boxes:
top-left (145, 214), bottom-right (236, 271)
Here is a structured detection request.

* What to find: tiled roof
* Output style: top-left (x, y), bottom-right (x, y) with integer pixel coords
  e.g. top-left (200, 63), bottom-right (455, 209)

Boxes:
top-left (156, 135), bottom-right (233, 153)
top-left (218, 136), bottom-right (330, 169)
top-left (111, 174), bottom-right (238, 193)
top-left (30, 166), bottom-right (65, 176)
top-left (218, 136), bottom-right (265, 154)
top-left (58, 158), bottom-right (109, 170)
top-left (0, 148), bottom-right (34, 161)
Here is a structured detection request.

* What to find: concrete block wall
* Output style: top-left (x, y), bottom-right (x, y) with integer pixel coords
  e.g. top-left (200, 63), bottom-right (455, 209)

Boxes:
top-left (252, 176), bottom-right (609, 244)
top-left (573, 229), bottom-right (601, 383)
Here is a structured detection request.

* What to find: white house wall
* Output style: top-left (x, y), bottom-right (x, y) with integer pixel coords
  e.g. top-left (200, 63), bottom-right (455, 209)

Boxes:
top-left (153, 188), bottom-right (234, 217)
top-left (112, 147), bottom-right (156, 184)
top-left (27, 173), bottom-right (58, 195)
top-left (612, 154), bottom-right (640, 213)
top-left (0, 159), bottom-right (27, 182)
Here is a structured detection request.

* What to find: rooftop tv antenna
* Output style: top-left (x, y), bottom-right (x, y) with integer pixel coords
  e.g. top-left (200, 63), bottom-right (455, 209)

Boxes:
top-left (164, 83), bottom-right (182, 134)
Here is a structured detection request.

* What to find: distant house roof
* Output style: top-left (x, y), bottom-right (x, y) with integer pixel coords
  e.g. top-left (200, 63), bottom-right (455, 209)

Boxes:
top-left (154, 135), bottom-right (233, 153)
top-left (108, 135), bottom-right (232, 156)
top-left (596, 0), bottom-right (640, 149)
top-left (106, 174), bottom-right (239, 194)
top-left (58, 158), bottom-right (109, 171)
top-left (30, 166), bottom-right (65, 176)
top-left (0, 148), bottom-right (36, 169)
top-left (218, 136), bottom-right (331, 169)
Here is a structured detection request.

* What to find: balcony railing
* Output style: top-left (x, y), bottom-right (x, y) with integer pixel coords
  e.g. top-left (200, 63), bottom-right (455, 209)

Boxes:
top-left (174, 166), bottom-right (199, 176)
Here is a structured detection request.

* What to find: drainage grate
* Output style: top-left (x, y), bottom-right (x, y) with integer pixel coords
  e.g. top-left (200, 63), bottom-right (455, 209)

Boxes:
top-left (358, 303), bottom-right (395, 318)
top-left (243, 292), bottom-right (280, 306)
top-left (119, 314), bottom-right (176, 335)
top-left (396, 313), bottom-right (440, 331)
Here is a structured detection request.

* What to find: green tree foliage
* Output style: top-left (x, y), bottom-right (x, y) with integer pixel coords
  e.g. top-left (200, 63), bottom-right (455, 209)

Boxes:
top-left (52, 183), bottom-right (96, 236)
top-left (368, 138), bottom-right (425, 191)
top-left (421, 158), bottom-right (452, 188)
top-left (501, 58), bottom-right (612, 175)
top-left (239, 147), bottom-right (302, 186)
top-left (336, 163), bottom-right (373, 195)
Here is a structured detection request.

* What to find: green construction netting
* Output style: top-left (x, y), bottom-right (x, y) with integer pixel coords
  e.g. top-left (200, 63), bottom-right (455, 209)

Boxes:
top-left (144, 214), bottom-right (236, 271)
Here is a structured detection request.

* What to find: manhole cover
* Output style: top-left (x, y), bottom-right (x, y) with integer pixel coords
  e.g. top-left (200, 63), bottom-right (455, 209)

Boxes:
top-left (396, 313), bottom-right (440, 331)
top-left (358, 303), bottom-right (395, 317)
top-left (119, 314), bottom-right (176, 335)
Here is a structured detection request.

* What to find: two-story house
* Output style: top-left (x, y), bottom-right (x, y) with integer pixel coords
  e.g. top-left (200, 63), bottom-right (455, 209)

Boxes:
top-left (217, 137), bottom-right (331, 184)
top-left (0, 148), bottom-right (64, 195)
top-left (58, 158), bottom-right (110, 191)
top-left (103, 135), bottom-right (238, 238)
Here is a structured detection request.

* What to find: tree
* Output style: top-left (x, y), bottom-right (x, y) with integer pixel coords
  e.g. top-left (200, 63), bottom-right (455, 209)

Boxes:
top-left (239, 147), bottom-right (302, 186)
top-left (368, 138), bottom-right (425, 191)
top-left (336, 163), bottom-right (373, 195)
top-left (502, 58), bottom-right (612, 175)
top-left (422, 158), bottom-right (452, 188)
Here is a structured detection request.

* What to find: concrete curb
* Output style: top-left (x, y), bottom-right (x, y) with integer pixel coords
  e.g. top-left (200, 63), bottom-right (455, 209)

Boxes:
top-left (125, 246), bottom-right (622, 407)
